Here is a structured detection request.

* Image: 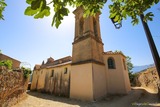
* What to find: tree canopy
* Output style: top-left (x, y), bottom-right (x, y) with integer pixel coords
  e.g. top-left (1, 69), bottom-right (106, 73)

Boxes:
top-left (126, 56), bottom-right (133, 72)
top-left (24, 0), bottom-right (159, 28)
top-left (126, 56), bottom-right (137, 86)
top-left (1, 0), bottom-right (159, 28)
top-left (0, 0), bottom-right (7, 20)
top-left (109, 0), bottom-right (160, 25)
top-left (24, 0), bottom-right (107, 28)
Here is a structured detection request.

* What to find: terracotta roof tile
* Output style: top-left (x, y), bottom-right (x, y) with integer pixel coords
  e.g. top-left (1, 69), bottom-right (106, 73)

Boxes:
top-left (34, 64), bottom-right (41, 70)
top-left (40, 56), bottom-right (72, 68)
top-left (103, 51), bottom-right (126, 57)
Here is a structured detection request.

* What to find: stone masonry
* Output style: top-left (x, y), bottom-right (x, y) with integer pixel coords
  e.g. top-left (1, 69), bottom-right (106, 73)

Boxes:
top-left (0, 67), bottom-right (29, 107)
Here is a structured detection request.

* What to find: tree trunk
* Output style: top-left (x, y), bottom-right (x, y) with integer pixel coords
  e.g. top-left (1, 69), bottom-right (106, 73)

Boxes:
top-left (140, 14), bottom-right (160, 97)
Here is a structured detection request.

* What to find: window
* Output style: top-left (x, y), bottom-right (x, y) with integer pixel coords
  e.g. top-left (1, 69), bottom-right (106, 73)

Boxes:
top-left (108, 57), bottom-right (116, 69)
top-left (93, 18), bottom-right (97, 37)
top-left (51, 70), bottom-right (54, 77)
top-left (123, 59), bottom-right (126, 70)
top-left (64, 68), bottom-right (68, 74)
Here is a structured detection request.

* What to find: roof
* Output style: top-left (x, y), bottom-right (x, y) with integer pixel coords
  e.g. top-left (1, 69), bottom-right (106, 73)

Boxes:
top-left (103, 51), bottom-right (126, 57)
top-left (47, 61), bottom-right (72, 68)
top-left (39, 56), bottom-right (72, 69)
top-left (0, 53), bottom-right (21, 63)
top-left (34, 64), bottom-right (41, 70)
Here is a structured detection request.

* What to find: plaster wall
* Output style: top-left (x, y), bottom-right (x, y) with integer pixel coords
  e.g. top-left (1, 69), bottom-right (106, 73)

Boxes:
top-left (37, 68), bottom-right (46, 91)
top-left (44, 64), bottom-right (71, 94)
top-left (104, 54), bottom-right (131, 94)
top-left (30, 69), bottom-right (40, 90)
top-left (92, 63), bottom-right (107, 100)
top-left (31, 64), bottom-right (71, 95)
top-left (70, 63), bottom-right (93, 101)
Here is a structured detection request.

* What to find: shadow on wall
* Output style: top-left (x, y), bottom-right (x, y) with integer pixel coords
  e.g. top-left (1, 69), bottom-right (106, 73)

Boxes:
top-left (35, 71), bottom-right (70, 97)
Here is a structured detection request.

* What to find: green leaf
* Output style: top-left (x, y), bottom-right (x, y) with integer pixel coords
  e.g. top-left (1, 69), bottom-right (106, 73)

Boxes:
top-left (0, 0), bottom-right (7, 20)
top-left (109, 12), bottom-right (117, 19)
top-left (83, 9), bottom-right (90, 18)
top-left (131, 18), bottom-right (139, 26)
top-left (61, 8), bottom-right (69, 16)
top-left (155, 0), bottom-right (159, 4)
top-left (31, 0), bottom-right (42, 10)
top-left (34, 7), bottom-right (50, 18)
top-left (41, 0), bottom-right (46, 11)
top-left (146, 12), bottom-right (154, 17)
top-left (114, 15), bottom-right (120, 22)
top-left (55, 19), bottom-right (61, 28)
top-left (24, 7), bottom-right (38, 16)
top-left (26, 0), bottom-right (33, 4)
top-left (51, 11), bottom-right (63, 28)
top-left (122, 10), bottom-right (127, 18)
top-left (144, 12), bottom-right (154, 22)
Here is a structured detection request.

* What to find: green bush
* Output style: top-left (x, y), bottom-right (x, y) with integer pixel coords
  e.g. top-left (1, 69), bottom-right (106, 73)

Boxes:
top-left (129, 71), bottom-right (138, 86)
top-left (21, 67), bottom-right (32, 78)
top-left (0, 60), bottom-right (12, 69)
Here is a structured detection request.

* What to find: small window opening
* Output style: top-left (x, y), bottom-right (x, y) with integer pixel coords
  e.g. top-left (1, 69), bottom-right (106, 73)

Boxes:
top-left (64, 68), bottom-right (68, 74)
top-left (51, 70), bottom-right (54, 77)
top-left (108, 57), bottom-right (116, 69)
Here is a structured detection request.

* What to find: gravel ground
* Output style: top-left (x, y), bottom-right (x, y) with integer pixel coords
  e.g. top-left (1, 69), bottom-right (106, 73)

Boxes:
top-left (13, 87), bottom-right (160, 107)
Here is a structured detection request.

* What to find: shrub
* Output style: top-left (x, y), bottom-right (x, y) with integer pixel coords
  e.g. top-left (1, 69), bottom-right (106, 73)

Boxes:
top-left (129, 71), bottom-right (138, 86)
top-left (21, 67), bottom-right (32, 78)
top-left (0, 60), bottom-right (12, 69)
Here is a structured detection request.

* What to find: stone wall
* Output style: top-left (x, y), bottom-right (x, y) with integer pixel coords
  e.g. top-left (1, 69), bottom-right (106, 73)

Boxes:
top-left (135, 67), bottom-right (159, 92)
top-left (0, 53), bottom-right (21, 70)
top-left (0, 67), bottom-right (29, 107)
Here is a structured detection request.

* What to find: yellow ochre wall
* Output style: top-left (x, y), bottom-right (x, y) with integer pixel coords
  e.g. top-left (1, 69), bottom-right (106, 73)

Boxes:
top-left (70, 63), bottom-right (93, 101)
top-left (31, 63), bottom-right (71, 93)
top-left (70, 63), bottom-right (107, 101)
top-left (31, 69), bottom-right (40, 90)
top-left (92, 63), bottom-right (107, 100)
top-left (103, 54), bottom-right (131, 94)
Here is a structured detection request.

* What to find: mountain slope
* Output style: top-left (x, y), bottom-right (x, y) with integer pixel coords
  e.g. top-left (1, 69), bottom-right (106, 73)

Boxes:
top-left (132, 64), bottom-right (154, 73)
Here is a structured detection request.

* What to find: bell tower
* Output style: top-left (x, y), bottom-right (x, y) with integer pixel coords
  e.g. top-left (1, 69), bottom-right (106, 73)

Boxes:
top-left (72, 7), bottom-right (104, 64)
top-left (70, 7), bottom-right (107, 101)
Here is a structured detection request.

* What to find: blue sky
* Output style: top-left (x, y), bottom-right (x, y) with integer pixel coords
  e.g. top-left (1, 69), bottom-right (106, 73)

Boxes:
top-left (0, 1), bottom-right (160, 69)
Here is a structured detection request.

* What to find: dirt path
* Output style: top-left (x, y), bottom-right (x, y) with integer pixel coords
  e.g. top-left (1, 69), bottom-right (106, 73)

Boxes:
top-left (13, 87), bottom-right (160, 107)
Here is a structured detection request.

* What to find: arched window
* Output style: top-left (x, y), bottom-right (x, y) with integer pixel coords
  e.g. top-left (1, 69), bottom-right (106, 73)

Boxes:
top-left (108, 57), bottom-right (116, 69)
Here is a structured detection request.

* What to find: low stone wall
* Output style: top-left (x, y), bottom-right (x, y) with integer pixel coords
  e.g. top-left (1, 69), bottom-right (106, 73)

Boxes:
top-left (0, 68), bottom-right (29, 107)
top-left (135, 67), bottom-right (159, 92)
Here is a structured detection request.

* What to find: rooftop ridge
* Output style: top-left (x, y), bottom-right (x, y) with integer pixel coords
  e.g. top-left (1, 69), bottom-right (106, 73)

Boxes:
top-left (0, 53), bottom-right (21, 63)
top-left (103, 51), bottom-right (126, 57)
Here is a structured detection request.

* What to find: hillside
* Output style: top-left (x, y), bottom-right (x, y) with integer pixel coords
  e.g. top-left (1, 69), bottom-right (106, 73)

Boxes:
top-left (134, 66), bottom-right (159, 92)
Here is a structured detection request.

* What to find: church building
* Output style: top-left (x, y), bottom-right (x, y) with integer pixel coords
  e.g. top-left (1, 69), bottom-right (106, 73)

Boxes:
top-left (31, 7), bottom-right (131, 101)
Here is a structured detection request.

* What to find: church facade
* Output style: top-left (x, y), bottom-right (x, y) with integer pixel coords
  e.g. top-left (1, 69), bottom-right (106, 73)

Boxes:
top-left (31, 7), bottom-right (131, 101)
